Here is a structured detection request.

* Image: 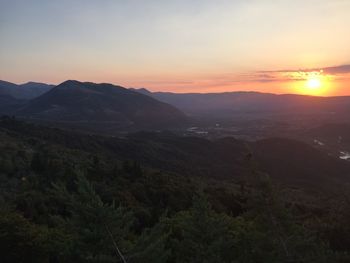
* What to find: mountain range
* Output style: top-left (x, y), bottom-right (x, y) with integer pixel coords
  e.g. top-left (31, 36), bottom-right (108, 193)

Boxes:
top-left (2, 79), bottom-right (350, 134)
top-left (0, 80), bottom-right (54, 99)
top-left (12, 80), bottom-right (188, 130)
top-left (133, 88), bottom-right (350, 122)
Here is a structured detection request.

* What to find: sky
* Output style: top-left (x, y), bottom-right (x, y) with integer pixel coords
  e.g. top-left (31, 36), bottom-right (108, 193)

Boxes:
top-left (1, 0), bottom-right (350, 96)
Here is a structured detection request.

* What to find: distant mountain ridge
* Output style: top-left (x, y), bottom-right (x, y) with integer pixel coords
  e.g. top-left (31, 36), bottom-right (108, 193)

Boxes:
top-left (2, 79), bottom-right (350, 132)
top-left (0, 80), bottom-right (54, 100)
top-left (16, 80), bottom-right (188, 130)
top-left (132, 88), bottom-right (350, 120)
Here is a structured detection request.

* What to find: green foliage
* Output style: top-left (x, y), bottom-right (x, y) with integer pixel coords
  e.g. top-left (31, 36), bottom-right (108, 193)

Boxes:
top-left (52, 174), bottom-right (133, 262)
top-left (167, 193), bottom-right (239, 263)
top-left (240, 173), bottom-right (332, 262)
top-left (130, 221), bottom-right (171, 263)
top-left (0, 207), bottom-right (70, 263)
top-left (0, 119), bottom-right (349, 262)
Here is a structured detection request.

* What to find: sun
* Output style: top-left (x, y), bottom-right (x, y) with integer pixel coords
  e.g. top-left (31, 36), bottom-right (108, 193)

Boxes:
top-left (307, 77), bottom-right (321, 89)
top-left (293, 71), bottom-right (332, 96)
top-left (301, 75), bottom-right (326, 95)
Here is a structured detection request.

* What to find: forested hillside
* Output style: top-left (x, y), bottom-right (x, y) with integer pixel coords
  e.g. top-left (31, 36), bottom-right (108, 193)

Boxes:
top-left (1, 117), bottom-right (350, 262)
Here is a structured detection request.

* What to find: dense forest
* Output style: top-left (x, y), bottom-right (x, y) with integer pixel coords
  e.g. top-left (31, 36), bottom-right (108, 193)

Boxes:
top-left (1, 117), bottom-right (350, 262)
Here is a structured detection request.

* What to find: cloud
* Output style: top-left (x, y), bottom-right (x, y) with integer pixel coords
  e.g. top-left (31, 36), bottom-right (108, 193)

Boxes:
top-left (130, 64), bottom-right (350, 92)
top-left (254, 64), bottom-right (350, 82)
top-left (321, 65), bottom-right (350, 74)
top-left (259, 64), bottom-right (350, 75)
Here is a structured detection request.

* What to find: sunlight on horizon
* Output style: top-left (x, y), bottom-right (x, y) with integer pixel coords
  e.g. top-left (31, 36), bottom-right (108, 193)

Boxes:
top-left (289, 71), bottom-right (332, 96)
top-left (303, 75), bottom-right (326, 96)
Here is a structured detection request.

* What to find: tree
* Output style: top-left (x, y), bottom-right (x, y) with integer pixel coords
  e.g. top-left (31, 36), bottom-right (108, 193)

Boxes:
top-left (52, 174), bottom-right (133, 262)
top-left (241, 171), bottom-right (331, 263)
top-left (129, 219), bottom-right (171, 263)
top-left (0, 209), bottom-right (48, 263)
top-left (147, 192), bottom-right (241, 263)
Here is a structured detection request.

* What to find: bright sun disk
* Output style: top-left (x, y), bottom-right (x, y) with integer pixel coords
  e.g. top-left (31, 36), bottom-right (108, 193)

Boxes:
top-left (307, 77), bottom-right (321, 89)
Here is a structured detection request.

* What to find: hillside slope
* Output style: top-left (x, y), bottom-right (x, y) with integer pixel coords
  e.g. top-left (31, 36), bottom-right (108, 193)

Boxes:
top-left (16, 80), bottom-right (188, 130)
top-left (1, 118), bottom-right (349, 189)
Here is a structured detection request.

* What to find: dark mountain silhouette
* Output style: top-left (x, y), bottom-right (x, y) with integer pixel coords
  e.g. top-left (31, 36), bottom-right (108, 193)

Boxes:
top-left (133, 89), bottom-right (350, 121)
top-left (0, 80), bottom-right (54, 99)
top-left (16, 80), bottom-right (188, 129)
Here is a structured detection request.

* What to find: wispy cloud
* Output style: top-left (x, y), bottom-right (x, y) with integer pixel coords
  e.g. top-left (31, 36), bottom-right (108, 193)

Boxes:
top-left (254, 64), bottom-right (350, 82)
top-left (321, 65), bottom-right (350, 74)
top-left (258, 64), bottom-right (350, 74)
top-left (129, 64), bottom-right (350, 93)
top-left (180, 64), bottom-right (350, 89)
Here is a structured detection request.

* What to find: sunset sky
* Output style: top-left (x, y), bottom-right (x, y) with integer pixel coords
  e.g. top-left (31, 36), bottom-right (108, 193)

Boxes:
top-left (1, 0), bottom-right (350, 96)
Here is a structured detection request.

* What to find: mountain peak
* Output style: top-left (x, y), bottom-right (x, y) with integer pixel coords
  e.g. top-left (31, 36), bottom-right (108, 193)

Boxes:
top-left (16, 81), bottom-right (188, 130)
top-left (130, 88), bottom-right (152, 94)
top-left (58, 80), bottom-right (83, 86)
top-left (22, 81), bottom-right (49, 85)
top-left (0, 80), bottom-right (53, 99)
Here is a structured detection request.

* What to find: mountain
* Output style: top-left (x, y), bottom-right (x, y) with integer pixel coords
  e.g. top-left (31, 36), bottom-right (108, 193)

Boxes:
top-left (133, 89), bottom-right (350, 121)
top-left (16, 80), bottom-right (188, 130)
top-left (0, 80), bottom-right (54, 99)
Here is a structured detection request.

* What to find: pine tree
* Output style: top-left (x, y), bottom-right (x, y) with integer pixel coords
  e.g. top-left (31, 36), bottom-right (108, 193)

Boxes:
top-left (52, 174), bottom-right (133, 262)
top-left (129, 219), bottom-right (171, 263)
top-left (242, 165), bottom-right (331, 262)
top-left (166, 192), bottom-right (239, 263)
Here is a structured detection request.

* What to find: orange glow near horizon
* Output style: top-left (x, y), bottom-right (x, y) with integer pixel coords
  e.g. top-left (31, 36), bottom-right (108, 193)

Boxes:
top-left (2, 67), bottom-right (349, 97)
top-left (112, 68), bottom-right (347, 96)
top-left (295, 72), bottom-right (328, 96)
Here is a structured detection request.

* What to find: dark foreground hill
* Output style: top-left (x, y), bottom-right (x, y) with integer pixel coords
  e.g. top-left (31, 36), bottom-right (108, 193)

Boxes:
top-left (16, 80), bottom-right (188, 130)
top-left (1, 117), bottom-right (350, 262)
top-left (1, 117), bottom-right (348, 189)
